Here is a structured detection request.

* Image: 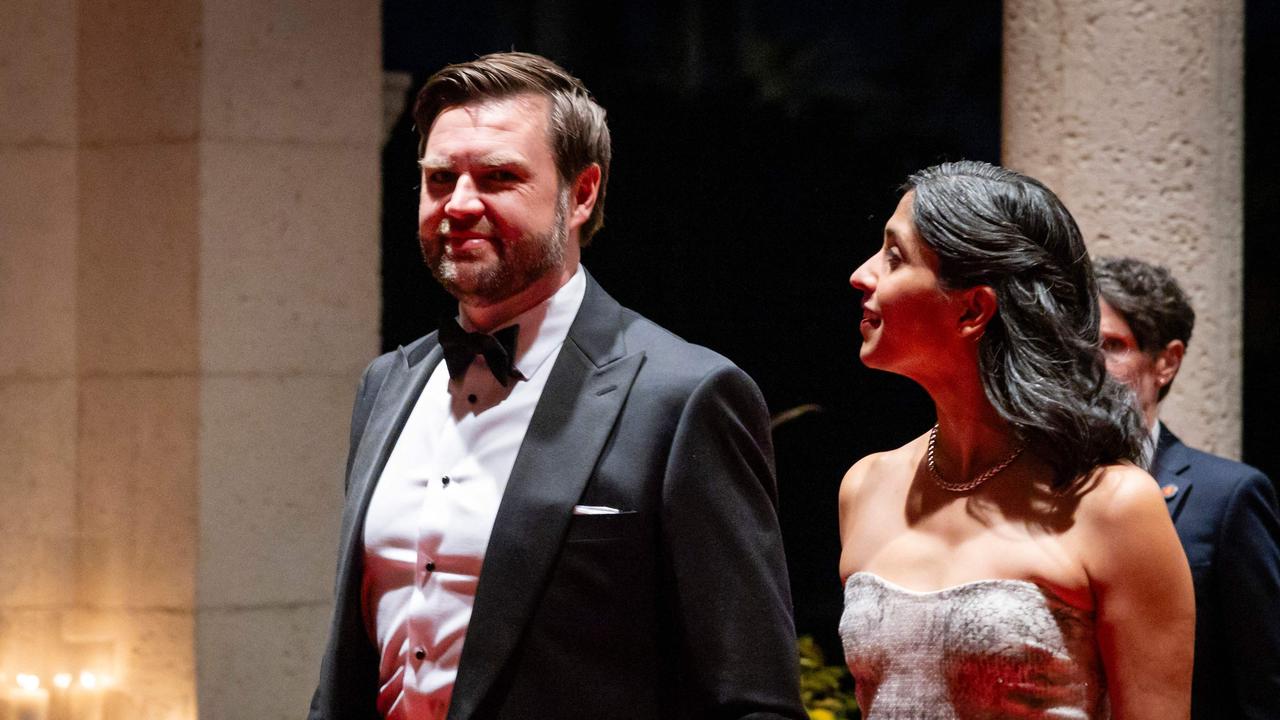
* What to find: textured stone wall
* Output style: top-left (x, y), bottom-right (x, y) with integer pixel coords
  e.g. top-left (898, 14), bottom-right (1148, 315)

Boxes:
top-left (1003, 0), bottom-right (1244, 456)
top-left (0, 0), bottom-right (81, 697)
top-left (0, 1), bottom-right (380, 718)
top-left (193, 1), bottom-right (380, 717)
top-left (77, 0), bottom-right (203, 715)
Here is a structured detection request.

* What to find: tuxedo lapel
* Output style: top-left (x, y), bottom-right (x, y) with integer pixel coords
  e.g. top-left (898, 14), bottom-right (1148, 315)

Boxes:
top-left (1154, 426), bottom-right (1195, 523)
top-left (448, 274), bottom-right (643, 720)
top-left (335, 339), bottom-right (443, 593)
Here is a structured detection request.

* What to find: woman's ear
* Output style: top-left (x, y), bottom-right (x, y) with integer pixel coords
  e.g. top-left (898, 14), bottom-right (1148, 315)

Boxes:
top-left (958, 285), bottom-right (998, 340)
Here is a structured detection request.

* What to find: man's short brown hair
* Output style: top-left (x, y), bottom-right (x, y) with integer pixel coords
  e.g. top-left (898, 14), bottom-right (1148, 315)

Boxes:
top-left (1095, 255), bottom-right (1196, 401)
top-left (413, 51), bottom-right (612, 245)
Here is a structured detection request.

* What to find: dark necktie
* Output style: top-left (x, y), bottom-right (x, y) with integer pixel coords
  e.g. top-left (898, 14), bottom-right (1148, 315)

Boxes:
top-left (437, 317), bottom-right (521, 387)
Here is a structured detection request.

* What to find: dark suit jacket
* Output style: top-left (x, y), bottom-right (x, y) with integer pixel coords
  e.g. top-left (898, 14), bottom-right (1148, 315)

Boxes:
top-left (309, 272), bottom-right (805, 720)
top-left (1154, 427), bottom-right (1280, 720)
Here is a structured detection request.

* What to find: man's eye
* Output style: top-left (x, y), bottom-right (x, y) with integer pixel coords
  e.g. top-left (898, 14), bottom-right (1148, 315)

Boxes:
top-left (427, 171), bottom-right (456, 184)
top-left (489, 170), bottom-right (519, 182)
top-left (1101, 339), bottom-right (1127, 354)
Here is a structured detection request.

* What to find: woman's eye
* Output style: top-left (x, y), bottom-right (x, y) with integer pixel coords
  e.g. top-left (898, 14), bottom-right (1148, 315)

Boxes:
top-left (885, 249), bottom-right (902, 268)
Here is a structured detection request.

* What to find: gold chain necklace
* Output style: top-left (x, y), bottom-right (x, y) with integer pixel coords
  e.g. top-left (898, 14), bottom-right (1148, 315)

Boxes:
top-left (926, 424), bottom-right (1026, 492)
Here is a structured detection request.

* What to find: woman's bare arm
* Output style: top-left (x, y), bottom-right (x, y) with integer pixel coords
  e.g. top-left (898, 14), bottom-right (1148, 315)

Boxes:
top-left (1080, 466), bottom-right (1195, 719)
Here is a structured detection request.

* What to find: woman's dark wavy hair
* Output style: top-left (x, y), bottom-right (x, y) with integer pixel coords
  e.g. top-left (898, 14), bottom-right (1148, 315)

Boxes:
top-left (905, 160), bottom-right (1148, 486)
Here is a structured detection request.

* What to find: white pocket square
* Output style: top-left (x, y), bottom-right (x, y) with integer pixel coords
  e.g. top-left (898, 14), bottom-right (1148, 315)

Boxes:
top-left (572, 505), bottom-right (620, 515)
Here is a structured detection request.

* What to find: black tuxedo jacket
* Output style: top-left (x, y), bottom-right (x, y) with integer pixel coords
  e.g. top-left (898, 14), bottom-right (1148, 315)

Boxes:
top-left (1154, 427), bottom-right (1280, 720)
top-left (308, 273), bottom-right (805, 720)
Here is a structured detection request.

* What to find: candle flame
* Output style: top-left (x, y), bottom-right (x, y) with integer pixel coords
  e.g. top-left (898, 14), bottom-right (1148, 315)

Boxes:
top-left (54, 673), bottom-right (73, 689)
top-left (16, 673), bottom-right (40, 691)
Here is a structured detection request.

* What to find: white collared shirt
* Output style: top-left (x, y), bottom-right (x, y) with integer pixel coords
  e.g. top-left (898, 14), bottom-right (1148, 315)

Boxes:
top-left (361, 267), bottom-right (587, 720)
top-left (1146, 418), bottom-right (1163, 469)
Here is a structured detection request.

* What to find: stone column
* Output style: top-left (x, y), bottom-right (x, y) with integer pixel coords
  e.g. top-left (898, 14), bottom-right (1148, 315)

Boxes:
top-left (74, 1), bottom-right (203, 715)
top-left (0, 1), bottom-right (380, 718)
top-left (193, 1), bottom-right (380, 717)
top-left (0, 0), bottom-right (80, 691)
top-left (1003, 0), bottom-right (1244, 457)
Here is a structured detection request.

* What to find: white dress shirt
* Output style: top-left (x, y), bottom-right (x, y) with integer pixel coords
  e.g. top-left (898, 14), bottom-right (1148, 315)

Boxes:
top-left (1147, 418), bottom-right (1163, 468)
top-left (361, 267), bottom-right (587, 720)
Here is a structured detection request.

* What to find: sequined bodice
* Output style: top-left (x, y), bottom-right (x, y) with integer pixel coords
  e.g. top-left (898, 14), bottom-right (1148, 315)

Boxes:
top-left (840, 572), bottom-right (1108, 719)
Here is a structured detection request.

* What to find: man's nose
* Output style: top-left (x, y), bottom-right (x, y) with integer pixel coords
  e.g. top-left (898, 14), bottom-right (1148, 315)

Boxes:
top-left (444, 174), bottom-right (484, 217)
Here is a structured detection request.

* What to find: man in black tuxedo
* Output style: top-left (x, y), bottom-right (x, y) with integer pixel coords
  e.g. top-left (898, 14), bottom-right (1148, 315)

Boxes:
top-left (1096, 256), bottom-right (1280, 720)
top-left (308, 52), bottom-right (804, 720)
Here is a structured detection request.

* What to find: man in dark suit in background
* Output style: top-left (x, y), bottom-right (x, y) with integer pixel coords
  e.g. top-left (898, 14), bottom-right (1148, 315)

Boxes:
top-left (308, 52), bottom-right (804, 720)
top-left (1096, 256), bottom-right (1280, 720)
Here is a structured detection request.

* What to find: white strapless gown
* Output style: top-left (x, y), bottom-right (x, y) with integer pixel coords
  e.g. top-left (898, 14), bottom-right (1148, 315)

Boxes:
top-left (840, 572), bottom-right (1109, 719)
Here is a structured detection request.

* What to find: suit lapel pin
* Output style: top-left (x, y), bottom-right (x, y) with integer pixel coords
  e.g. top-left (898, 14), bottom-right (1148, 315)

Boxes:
top-left (1161, 483), bottom-right (1179, 499)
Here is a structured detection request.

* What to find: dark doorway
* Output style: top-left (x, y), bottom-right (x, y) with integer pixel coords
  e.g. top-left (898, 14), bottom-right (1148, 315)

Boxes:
top-left (1244, 2), bottom-right (1280, 484)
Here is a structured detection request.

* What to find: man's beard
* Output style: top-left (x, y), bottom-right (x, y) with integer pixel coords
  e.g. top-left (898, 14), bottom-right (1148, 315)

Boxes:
top-left (423, 191), bottom-right (569, 307)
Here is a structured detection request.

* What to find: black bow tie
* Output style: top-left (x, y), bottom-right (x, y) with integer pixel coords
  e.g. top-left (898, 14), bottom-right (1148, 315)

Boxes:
top-left (438, 317), bottom-right (521, 387)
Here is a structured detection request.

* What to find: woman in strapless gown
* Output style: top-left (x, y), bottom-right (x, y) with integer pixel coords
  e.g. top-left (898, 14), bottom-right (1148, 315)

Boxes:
top-left (839, 161), bottom-right (1195, 719)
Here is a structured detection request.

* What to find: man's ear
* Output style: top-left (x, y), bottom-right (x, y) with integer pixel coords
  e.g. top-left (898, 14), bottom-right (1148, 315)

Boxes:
top-left (1154, 339), bottom-right (1185, 389)
top-left (567, 164), bottom-right (601, 231)
top-left (958, 285), bottom-right (998, 340)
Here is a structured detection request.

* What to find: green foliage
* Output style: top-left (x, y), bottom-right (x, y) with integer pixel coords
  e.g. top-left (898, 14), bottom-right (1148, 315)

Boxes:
top-left (798, 635), bottom-right (859, 720)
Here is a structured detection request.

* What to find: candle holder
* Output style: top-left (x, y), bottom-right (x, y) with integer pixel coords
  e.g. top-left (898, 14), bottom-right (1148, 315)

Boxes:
top-left (0, 625), bottom-right (119, 720)
top-left (1, 674), bottom-right (50, 720)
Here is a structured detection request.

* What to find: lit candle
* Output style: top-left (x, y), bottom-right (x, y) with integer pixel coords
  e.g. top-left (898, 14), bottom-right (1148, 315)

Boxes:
top-left (4, 674), bottom-right (50, 720)
top-left (47, 675), bottom-right (72, 720)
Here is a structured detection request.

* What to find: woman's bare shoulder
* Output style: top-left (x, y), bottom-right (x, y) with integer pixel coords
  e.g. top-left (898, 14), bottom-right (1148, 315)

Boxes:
top-left (839, 434), bottom-right (927, 507)
top-left (1070, 463), bottom-right (1171, 543)
top-left (1076, 463), bottom-right (1163, 514)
